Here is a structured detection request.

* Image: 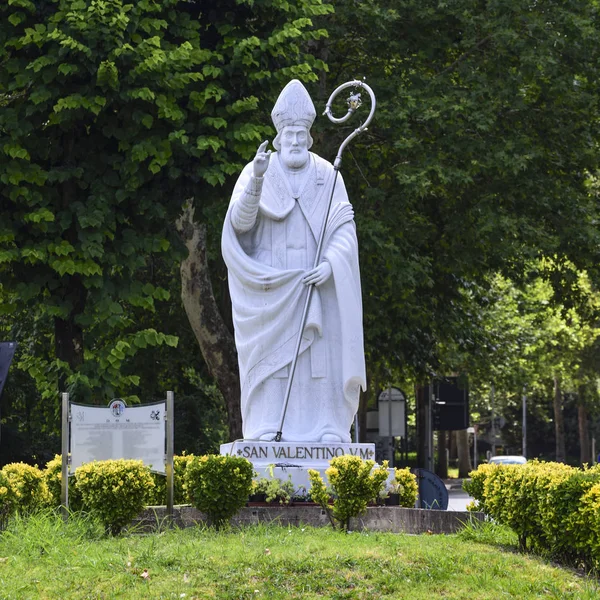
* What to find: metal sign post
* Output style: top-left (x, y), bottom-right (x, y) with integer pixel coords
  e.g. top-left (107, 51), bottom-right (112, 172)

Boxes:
top-left (165, 391), bottom-right (174, 523)
top-left (61, 392), bottom-right (70, 518)
top-left (427, 381), bottom-right (434, 472)
top-left (467, 425), bottom-right (478, 469)
top-left (522, 387), bottom-right (527, 458)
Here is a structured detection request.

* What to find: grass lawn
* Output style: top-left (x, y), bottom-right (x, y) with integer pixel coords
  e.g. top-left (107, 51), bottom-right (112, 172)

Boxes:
top-left (0, 512), bottom-right (597, 599)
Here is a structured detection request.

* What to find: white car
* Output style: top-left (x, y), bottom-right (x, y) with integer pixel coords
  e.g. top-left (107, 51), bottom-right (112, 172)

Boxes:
top-left (488, 455), bottom-right (527, 465)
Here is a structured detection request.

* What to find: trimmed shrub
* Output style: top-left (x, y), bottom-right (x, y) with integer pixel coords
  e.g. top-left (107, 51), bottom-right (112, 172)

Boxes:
top-left (147, 454), bottom-right (195, 506)
top-left (1, 462), bottom-right (49, 514)
top-left (75, 459), bottom-right (154, 534)
top-left (465, 460), bottom-right (600, 569)
top-left (538, 464), bottom-right (600, 561)
top-left (392, 467), bottom-right (418, 508)
top-left (0, 470), bottom-right (16, 525)
top-left (309, 456), bottom-right (389, 531)
top-left (464, 463), bottom-right (498, 512)
top-left (511, 462), bottom-right (570, 552)
top-left (184, 454), bottom-right (253, 528)
top-left (578, 483), bottom-right (600, 571)
top-left (44, 455), bottom-right (84, 511)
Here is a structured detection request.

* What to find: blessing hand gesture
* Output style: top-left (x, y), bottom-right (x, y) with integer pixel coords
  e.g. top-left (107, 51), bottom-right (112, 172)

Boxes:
top-left (253, 141), bottom-right (272, 178)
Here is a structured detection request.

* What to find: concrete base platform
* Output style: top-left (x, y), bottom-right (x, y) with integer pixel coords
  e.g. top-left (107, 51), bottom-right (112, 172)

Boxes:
top-left (136, 505), bottom-right (484, 535)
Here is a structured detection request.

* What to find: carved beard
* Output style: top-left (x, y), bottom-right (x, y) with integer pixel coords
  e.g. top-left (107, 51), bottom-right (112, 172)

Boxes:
top-left (281, 147), bottom-right (309, 170)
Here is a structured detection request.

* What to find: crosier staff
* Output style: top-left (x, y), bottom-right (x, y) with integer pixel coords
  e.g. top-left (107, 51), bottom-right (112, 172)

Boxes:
top-left (274, 80), bottom-right (376, 442)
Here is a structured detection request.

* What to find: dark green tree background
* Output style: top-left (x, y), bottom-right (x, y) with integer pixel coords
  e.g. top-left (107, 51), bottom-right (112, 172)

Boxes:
top-left (0, 0), bottom-right (331, 461)
top-left (2, 0), bottom-right (600, 465)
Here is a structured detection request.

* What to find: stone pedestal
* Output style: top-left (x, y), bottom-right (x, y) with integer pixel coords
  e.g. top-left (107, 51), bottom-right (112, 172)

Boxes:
top-left (220, 440), bottom-right (378, 491)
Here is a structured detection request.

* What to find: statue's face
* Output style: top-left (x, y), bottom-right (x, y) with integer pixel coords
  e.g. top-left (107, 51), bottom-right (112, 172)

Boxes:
top-left (280, 126), bottom-right (309, 169)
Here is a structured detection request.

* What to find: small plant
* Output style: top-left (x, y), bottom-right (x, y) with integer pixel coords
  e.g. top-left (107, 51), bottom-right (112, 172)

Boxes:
top-left (309, 456), bottom-right (390, 531)
top-left (253, 474), bottom-right (295, 505)
top-left (184, 454), bottom-right (253, 528)
top-left (1, 462), bottom-right (49, 515)
top-left (75, 459), bottom-right (154, 535)
top-left (291, 485), bottom-right (311, 503)
top-left (391, 467), bottom-right (418, 507)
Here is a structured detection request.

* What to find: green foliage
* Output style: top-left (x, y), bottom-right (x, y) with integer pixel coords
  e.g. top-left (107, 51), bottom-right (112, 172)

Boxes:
top-left (459, 266), bottom-right (600, 446)
top-left (307, 468), bottom-right (330, 503)
top-left (578, 483), bottom-right (600, 572)
top-left (0, 0), bottom-right (331, 436)
top-left (484, 462), bottom-right (570, 551)
top-left (309, 456), bottom-right (389, 530)
top-left (74, 459), bottom-right (154, 535)
top-left (467, 461), bottom-right (600, 570)
top-left (147, 453), bottom-right (195, 506)
top-left (464, 463), bottom-right (500, 513)
top-left (252, 474), bottom-right (295, 505)
top-left (391, 467), bottom-right (418, 508)
top-left (0, 469), bottom-right (16, 524)
top-left (1, 462), bottom-right (49, 515)
top-left (43, 454), bottom-right (83, 511)
top-left (324, 0), bottom-right (600, 382)
top-left (184, 454), bottom-right (253, 528)
top-left (538, 464), bottom-right (600, 560)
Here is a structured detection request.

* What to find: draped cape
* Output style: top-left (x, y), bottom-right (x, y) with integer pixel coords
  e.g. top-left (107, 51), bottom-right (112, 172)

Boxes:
top-left (222, 152), bottom-right (366, 440)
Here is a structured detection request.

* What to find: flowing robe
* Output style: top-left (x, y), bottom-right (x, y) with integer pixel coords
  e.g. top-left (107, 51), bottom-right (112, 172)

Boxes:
top-left (222, 152), bottom-right (366, 442)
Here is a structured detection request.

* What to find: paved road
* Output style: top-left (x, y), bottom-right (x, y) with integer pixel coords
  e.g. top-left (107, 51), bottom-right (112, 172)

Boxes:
top-left (446, 487), bottom-right (473, 512)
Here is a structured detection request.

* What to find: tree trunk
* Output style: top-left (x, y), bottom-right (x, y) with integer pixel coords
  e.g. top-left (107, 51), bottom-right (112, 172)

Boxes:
top-left (553, 375), bottom-right (566, 463)
top-left (578, 385), bottom-right (591, 466)
top-left (415, 382), bottom-right (429, 469)
top-left (436, 430), bottom-right (448, 479)
top-left (456, 429), bottom-right (472, 478)
top-left (357, 386), bottom-right (369, 443)
top-left (176, 202), bottom-right (242, 441)
top-left (449, 429), bottom-right (457, 460)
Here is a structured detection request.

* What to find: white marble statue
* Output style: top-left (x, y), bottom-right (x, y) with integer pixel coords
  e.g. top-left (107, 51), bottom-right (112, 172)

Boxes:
top-left (222, 79), bottom-right (366, 443)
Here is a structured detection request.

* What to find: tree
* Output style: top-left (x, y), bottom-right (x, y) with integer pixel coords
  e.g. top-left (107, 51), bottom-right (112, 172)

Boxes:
top-left (0, 0), bottom-right (331, 440)
top-left (319, 0), bottom-right (600, 364)
top-left (455, 266), bottom-right (600, 464)
top-left (316, 0), bottom-right (600, 456)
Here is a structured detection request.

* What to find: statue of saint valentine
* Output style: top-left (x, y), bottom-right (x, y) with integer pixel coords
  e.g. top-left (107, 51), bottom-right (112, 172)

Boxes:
top-left (222, 80), bottom-right (366, 443)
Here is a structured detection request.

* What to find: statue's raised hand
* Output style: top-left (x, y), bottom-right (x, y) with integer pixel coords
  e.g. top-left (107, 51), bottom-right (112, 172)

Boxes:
top-left (253, 141), bottom-right (272, 178)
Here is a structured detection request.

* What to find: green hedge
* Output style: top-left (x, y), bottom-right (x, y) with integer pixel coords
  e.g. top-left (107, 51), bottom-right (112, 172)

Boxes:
top-left (0, 469), bottom-right (16, 525)
top-left (147, 454), bottom-right (195, 506)
top-left (392, 467), bottom-right (419, 508)
top-left (75, 459), bottom-right (154, 535)
top-left (1, 462), bottom-right (49, 515)
top-left (308, 456), bottom-right (392, 531)
top-left (465, 461), bottom-right (600, 570)
top-left (44, 455), bottom-right (84, 511)
top-left (184, 454), bottom-right (253, 528)
top-left (3, 454), bottom-right (255, 533)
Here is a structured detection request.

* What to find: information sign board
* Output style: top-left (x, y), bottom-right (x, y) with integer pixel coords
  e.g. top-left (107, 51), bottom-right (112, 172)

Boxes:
top-left (70, 399), bottom-right (166, 474)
